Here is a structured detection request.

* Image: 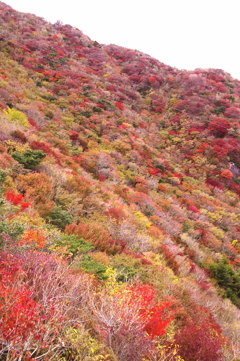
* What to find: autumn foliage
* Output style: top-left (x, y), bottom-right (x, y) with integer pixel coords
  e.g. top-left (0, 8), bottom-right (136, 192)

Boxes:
top-left (0, 2), bottom-right (240, 359)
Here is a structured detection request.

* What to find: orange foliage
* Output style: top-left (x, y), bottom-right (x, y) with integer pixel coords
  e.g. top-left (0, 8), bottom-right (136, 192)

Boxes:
top-left (19, 229), bottom-right (46, 249)
top-left (220, 169), bottom-right (233, 179)
top-left (64, 173), bottom-right (92, 198)
top-left (16, 173), bottom-right (54, 216)
top-left (65, 222), bottom-right (125, 254)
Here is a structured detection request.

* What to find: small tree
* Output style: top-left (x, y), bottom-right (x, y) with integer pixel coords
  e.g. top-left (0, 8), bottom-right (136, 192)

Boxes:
top-left (12, 149), bottom-right (46, 169)
top-left (209, 257), bottom-right (240, 307)
top-left (174, 321), bottom-right (224, 361)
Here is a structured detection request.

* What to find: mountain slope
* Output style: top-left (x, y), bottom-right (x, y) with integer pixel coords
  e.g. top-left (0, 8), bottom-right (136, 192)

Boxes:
top-left (0, 2), bottom-right (240, 360)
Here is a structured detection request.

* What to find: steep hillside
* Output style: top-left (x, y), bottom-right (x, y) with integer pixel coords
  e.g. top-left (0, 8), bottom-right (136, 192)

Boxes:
top-left (0, 2), bottom-right (240, 360)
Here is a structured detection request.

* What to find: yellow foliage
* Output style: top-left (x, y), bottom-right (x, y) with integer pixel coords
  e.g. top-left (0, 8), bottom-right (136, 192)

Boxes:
top-left (4, 140), bottom-right (29, 154)
top-left (210, 227), bottom-right (224, 240)
top-left (169, 97), bottom-right (179, 107)
top-left (3, 107), bottom-right (29, 127)
top-left (207, 211), bottom-right (222, 224)
top-left (134, 211), bottom-right (152, 229)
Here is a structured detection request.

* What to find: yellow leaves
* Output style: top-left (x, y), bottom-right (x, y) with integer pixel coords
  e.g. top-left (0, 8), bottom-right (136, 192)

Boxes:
top-left (210, 227), bottom-right (225, 240)
top-left (134, 211), bottom-right (152, 229)
top-left (4, 140), bottom-right (29, 154)
top-left (169, 97), bottom-right (179, 108)
top-left (232, 239), bottom-right (238, 246)
top-left (49, 243), bottom-right (72, 259)
top-left (3, 107), bottom-right (29, 127)
top-left (64, 326), bottom-right (112, 360)
top-left (171, 136), bottom-right (182, 144)
top-left (207, 211), bottom-right (222, 224)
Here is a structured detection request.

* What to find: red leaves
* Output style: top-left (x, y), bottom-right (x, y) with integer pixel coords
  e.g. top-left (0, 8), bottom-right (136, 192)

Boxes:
top-left (98, 174), bottom-right (106, 181)
top-left (143, 302), bottom-right (173, 338)
top-left (69, 130), bottom-right (79, 141)
top-left (224, 106), bottom-right (240, 118)
top-left (104, 207), bottom-right (127, 223)
top-left (174, 321), bottom-right (224, 361)
top-left (125, 283), bottom-right (175, 339)
top-left (6, 191), bottom-right (23, 205)
top-left (189, 205), bottom-right (200, 213)
top-left (115, 101), bottom-right (124, 110)
top-left (0, 253), bottom-right (40, 343)
top-left (208, 117), bottom-right (230, 137)
top-left (5, 191), bottom-right (31, 211)
top-left (149, 77), bottom-right (156, 82)
top-left (20, 202), bottom-right (31, 210)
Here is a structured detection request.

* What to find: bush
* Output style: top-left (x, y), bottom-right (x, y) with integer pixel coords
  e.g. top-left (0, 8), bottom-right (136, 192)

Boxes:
top-left (78, 255), bottom-right (108, 280)
top-left (47, 206), bottom-right (73, 230)
top-left (55, 234), bottom-right (93, 258)
top-left (12, 149), bottom-right (46, 169)
top-left (0, 169), bottom-right (7, 184)
top-left (0, 220), bottom-right (25, 248)
top-left (209, 257), bottom-right (240, 307)
top-left (174, 321), bottom-right (224, 361)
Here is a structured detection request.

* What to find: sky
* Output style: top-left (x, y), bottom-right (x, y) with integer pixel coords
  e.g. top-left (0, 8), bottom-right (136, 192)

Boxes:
top-left (4, 0), bottom-right (240, 80)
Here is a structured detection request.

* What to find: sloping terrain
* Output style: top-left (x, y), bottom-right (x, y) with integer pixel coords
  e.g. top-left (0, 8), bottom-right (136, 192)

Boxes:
top-left (0, 2), bottom-right (240, 360)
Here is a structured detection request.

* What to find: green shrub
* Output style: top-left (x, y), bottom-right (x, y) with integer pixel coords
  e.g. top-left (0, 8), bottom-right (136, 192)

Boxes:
top-left (47, 206), bottom-right (73, 230)
top-left (81, 111), bottom-right (91, 118)
top-left (55, 235), bottom-right (93, 258)
top-left (0, 169), bottom-right (7, 184)
top-left (12, 149), bottom-right (46, 169)
top-left (93, 106), bottom-right (102, 113)
top-left (0, 220), bottom-right (25, 248)
top-left (78, 255), bottom-right (108, 280)
top-left (209, 257), bottom-right (240, 307)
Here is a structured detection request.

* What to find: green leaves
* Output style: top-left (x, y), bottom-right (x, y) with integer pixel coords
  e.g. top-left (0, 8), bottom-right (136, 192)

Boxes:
top-left (55, 234), bottom-right (93, 258)
top-left (12, 149), bottom-right (46, 169)
top-left (79, 255), bottom-right (108, 280)
top-left (46, 206), bottom-right (73, 230)
top-left (210, 257), bottom-right (240, 307)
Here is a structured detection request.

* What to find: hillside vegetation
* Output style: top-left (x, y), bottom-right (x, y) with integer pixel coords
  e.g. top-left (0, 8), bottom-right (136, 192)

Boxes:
top-left (0, 2), bottom-right (240, 360)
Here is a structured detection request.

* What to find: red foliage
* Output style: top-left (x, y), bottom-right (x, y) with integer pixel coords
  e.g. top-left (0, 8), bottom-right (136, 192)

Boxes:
top-left (30, 140), bottom-right (53, 155)
top-left (174, 99), bottom-right (190, 112)
top-left (189, 205), bottom-right (200, 213)
top-left (208, 117), bottom-right (230, 137)
top-left (106, 84), bottom-right (117, 91)
top-left (206, 178), bottom-right (223, 190)
top-left (0, 253), bottom-right (42, 345)
top-left (98, 173), bottom-right (106, 181)
top-left (20, 202), bottom-right (30, 210)
top-left (213, 138), bottom-right (234, 158)
top-left (161, 244), bottom-right (179, 274)
top-left (224, 106), bottom-right (240, 118)
top-left (115, 101), bottom-right (124, 110)
top-left (174, 321), bottom-right (224, 361)
top-left (5, 191), bottom-right (23, 205)
top-left (69, 130), bottom-right (79, 141)
top-left (126, 283), bottom-right (175, 339)
top-left (149, 77), bottom-right (156, 82)
top-left (28, 117), bottom-right (41, 130)
top-left (104, 207), bottom-right (127, 223)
